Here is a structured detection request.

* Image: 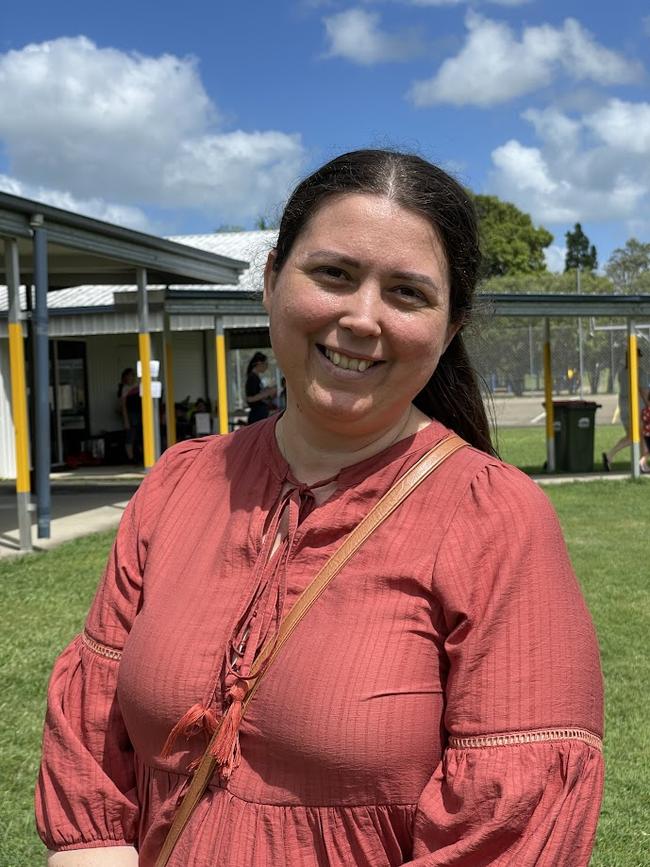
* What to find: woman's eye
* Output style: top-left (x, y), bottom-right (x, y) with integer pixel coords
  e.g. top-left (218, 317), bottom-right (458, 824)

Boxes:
top-left (315, 266), bottom-right (348, 281)
top-left (394, 285), bottom-right (427, 304)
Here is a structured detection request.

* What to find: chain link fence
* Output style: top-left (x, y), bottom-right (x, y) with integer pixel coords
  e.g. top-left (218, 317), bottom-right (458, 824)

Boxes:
top-left (466, 314), bottom-right (650, 427)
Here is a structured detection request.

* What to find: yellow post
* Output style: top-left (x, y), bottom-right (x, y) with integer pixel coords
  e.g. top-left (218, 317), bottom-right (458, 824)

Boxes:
top-left (8, 322), bottom-right (31, 494)
top-left (136, 267), bottom-right (156, 469)
top-left (215, 318), bottom-right (229, 435)
top-left (628, 323), bottom-right (640, 478)
top-left (5, 237), bottom-right (32, 551)
top-left (138, 331), bottom-right (155, 468)
top-left (543, 317), bottom-right (555, 472)
top-left (164, 331), bottom-right (176, 446)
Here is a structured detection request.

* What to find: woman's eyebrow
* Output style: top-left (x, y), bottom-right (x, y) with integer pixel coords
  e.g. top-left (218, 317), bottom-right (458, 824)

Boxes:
top-left (303, 249), bottom-right (361, 268)
top-left (390, 270), bottom-right (441, 292)
top-left (303, 250), bottom-right (444, 294)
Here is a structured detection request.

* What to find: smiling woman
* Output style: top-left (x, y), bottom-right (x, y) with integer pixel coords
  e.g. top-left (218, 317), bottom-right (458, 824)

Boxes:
top-left (36, 150), bottom-right (603, 867)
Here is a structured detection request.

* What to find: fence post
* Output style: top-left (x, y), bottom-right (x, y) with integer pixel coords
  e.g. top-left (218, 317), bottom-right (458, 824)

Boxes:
top-left (627, 320), bottom-right (640, 479)
top-left (544, 317), bottom-right (555, 472)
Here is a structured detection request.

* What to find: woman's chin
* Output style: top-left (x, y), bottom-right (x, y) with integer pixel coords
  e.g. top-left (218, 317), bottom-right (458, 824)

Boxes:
top-left (297, 386), bottom-right (405, 433)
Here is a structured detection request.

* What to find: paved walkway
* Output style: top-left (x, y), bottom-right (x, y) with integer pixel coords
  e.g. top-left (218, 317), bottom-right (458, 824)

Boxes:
top-left (0, 461), bottom-right (644, 559)
top-left (0, 470), bottom-right (142, 558)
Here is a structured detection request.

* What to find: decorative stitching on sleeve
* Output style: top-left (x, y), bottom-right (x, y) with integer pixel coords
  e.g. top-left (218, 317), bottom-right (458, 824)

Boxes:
top-left (448, 727), bottom-right (602, 752)
top-left (81, 630), bottom-right (122, 661)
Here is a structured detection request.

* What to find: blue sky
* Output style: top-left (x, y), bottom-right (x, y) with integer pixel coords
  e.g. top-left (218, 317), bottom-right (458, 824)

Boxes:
top-left (1, 0), bottom-right (648, 271)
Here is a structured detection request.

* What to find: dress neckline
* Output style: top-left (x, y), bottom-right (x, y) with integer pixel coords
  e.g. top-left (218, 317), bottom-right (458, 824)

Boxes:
top-left (262, 413), bottom-right (451, 492)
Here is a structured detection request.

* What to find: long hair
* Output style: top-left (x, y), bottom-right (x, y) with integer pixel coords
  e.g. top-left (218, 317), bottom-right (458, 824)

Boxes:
top-left (246, 352), bottom-right (267, 377)
top-left (272, 149), bottom-right (494, 455)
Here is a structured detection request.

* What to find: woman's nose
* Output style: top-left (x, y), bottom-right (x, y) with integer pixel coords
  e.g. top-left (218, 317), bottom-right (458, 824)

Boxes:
top-left (337, 283), bottom-right (382, 339)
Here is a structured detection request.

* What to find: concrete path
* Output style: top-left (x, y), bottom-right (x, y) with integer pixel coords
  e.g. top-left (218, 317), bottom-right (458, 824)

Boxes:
top-left (0, 477), bottom-right (141, 558)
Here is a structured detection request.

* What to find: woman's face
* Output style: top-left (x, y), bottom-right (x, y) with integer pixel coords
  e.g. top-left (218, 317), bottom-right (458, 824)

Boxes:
top-left (263, 193), bottom-right (457, 435)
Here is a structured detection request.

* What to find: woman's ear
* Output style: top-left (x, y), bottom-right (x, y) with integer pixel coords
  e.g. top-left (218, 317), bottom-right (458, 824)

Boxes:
top-left (443, 321), bottom-right (461, 355)
top-left (262, 250), bottom-right (278, 314)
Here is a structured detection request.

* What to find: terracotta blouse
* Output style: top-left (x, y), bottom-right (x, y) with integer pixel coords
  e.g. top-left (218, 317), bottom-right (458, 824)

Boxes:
top-left (36, 418), bottom-right (604, 866)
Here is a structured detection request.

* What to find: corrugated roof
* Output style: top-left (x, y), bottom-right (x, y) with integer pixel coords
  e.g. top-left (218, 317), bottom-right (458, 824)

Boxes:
top-left (0, 230), bottom-right (276, 312)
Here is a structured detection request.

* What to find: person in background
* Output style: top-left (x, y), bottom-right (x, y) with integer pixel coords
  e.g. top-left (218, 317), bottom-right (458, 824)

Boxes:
top-left (603, 348), bottom-right (649, 471)
top-left (245, 351), bottom-right (277, 424)
top-left (36, 149), bottom-right (603, 867)
top-left (117, 367), bottom-right (140, 463)
top-left (640, 383), bottom-right (650, 473)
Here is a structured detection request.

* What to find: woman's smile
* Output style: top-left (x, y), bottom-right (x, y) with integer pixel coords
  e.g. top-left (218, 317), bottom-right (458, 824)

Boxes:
top-left (315, 343), bottom-right (385, 375)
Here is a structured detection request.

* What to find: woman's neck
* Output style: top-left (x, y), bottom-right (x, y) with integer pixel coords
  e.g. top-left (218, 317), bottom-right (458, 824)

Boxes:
top-left (275, 404), bottom-right (432, 486)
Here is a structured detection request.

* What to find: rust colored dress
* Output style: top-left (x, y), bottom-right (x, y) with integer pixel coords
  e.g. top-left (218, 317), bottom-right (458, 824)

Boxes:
top-left (36, 418), bottom-right (604, 866)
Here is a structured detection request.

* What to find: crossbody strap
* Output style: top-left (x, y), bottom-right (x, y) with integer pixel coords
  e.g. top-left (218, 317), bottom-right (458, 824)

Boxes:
top-left (155, 432), bottom-right (467, 867)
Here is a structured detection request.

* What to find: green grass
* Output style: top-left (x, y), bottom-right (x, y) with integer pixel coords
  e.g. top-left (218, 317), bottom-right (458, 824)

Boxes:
top-left (1, 484), bottom-right (649, 866)
top-left (0, 531), bottom-right (114, 867)
top-left (494, 423), bottom-right (640, 475)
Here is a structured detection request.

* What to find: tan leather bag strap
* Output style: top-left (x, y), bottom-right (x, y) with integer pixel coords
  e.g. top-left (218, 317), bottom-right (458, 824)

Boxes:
top-left (154, 433), bottom-right (466, 867)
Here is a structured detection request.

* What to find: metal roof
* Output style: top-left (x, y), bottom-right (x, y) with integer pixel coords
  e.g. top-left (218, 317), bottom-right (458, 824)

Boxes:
top-left (479, 292), bottom-right (650, 317)
top-left (0, 229), bottom-right (274, 314)
top-left (0, 191), bottom-right (247, 288)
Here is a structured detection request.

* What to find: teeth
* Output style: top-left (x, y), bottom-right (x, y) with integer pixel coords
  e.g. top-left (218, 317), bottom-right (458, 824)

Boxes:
top-left (324, 347), bottom-right (375, 372)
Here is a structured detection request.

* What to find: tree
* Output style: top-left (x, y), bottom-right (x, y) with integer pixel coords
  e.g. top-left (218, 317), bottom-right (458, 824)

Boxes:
top-left (605, 237), bottom-right (650, 292)
top-left (255, 215), bottom-right (279, 231)
top-left (473, 194), bottom-right (553, 278)
top-left (215, 224), bottom-right (245, 233)
top-left (564, 223), bottom-right (597, 273)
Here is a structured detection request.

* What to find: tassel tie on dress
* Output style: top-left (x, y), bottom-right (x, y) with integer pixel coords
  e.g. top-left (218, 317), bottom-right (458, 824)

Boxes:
top-left (208, 679), bottom-right (249, 780)
top-left (160, 703), bottom-right (218, 759)
top-left (161, 475), bottom-right (328, 781)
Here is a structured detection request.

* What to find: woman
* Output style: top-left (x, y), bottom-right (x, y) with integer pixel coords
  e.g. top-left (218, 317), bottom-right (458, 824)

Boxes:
top-left (245, 351), bottom-right (277, 424)
top-left (36, 150), bottom-right (604, 866)
top-left (117, 367), bottom-right (141, 464)
top-left (603, 349), bottom-right (649, 471)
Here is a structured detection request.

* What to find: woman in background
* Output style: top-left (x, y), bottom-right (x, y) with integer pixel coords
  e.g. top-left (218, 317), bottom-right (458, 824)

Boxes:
top-left (245, 351), bottom-right (277, 424)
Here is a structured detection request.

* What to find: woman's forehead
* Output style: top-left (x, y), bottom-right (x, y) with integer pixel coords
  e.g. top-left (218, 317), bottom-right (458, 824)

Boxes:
top-left (292, 193), bottom-right (448, 279)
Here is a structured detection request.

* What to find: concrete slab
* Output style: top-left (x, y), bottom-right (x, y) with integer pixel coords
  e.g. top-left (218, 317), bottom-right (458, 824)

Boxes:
top-left (0, 482), bottom-right (140, 558)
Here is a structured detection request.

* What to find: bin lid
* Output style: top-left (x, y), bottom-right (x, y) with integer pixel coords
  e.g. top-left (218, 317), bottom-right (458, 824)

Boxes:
top-left (544, 400), bottom-right (602, 409)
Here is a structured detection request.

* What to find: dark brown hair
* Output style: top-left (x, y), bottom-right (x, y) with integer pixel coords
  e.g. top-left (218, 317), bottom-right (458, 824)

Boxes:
top-left (272, 148), bottom-right (494, 454)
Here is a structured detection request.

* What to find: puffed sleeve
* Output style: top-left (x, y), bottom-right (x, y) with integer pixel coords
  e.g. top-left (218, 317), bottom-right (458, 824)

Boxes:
top-left (35, 441), bottom-right (204, 852)
top-left (408, 461), bottom-right (604, 866)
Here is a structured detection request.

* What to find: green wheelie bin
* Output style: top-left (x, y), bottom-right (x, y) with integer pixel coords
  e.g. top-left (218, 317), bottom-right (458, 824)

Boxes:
top-left (551, 400), bottom-right (601, 472)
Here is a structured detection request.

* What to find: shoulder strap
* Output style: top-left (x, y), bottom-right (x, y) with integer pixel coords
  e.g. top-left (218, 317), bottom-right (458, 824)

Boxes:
top-left (155, 432), bottom-right (467, 867)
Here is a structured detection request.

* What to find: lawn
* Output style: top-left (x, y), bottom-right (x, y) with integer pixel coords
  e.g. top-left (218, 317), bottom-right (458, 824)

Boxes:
top-left (494, 423), bottom-right (639, 475)
top-left (1, 479), bottom-right (649, 866)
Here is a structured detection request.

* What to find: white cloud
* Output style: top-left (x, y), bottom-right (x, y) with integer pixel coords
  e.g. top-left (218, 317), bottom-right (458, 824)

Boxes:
top-left (0, 37), bottom-right (305, 221)
top-left (408, 13), bottom-right (642, 107)
top-left (584, 98), bottom-right (650, 156)
top-left (544, 244), bottom-right (566, 273)
top-left (364, 1), bottom-right (531, 6)
top-left (488, 101), bottom-right (650, 230)
top-left (0, 173), bottom-right (151, 231)
top-left (323, 8), bottom-right (422, 65)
